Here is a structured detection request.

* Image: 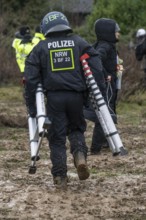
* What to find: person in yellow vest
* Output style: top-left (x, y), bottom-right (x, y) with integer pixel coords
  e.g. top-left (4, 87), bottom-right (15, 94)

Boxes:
top-left (32, 25), bottom-right (45, 45)
top-left (16, 25), bottom-right (45, 75)
top-left (12, 31), bottom-right (23, 51)
top-left (12, 30), bottom-right (23, 71)
top-left (17, 26), bottom-right (33, 74)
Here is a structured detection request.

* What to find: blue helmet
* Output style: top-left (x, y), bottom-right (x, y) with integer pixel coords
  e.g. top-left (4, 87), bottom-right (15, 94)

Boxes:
top-left (41, 11), bottom-right (72, 37)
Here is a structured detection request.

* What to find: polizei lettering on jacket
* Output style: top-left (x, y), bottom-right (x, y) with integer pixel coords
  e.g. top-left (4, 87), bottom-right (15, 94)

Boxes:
top-left (48, 40), bottom-right (75, 49)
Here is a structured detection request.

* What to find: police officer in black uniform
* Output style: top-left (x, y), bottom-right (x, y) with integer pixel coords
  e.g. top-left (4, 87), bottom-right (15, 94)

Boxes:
top-left (24, 11), bottom-right (106, 189)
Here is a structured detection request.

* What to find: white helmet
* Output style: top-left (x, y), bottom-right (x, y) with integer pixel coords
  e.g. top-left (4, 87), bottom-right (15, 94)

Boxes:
top-left (136, 28), bottom-right (146, 38)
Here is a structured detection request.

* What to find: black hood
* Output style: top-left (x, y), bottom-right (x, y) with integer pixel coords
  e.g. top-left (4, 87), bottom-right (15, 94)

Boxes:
top-left (95, 18), bottom-right (117, 43)
top-left (21, 34), bottom-right (32, 43)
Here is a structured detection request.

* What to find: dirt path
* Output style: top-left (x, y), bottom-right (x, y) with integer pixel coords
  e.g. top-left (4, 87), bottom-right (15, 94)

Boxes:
top-left (0, 102), bottom-right (146, 220)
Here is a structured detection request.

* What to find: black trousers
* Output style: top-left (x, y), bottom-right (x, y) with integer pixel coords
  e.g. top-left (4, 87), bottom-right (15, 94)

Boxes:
top-left (46, 91), bottom-right (87, 177)
top-left (84, 80), bottom-right (117, 152)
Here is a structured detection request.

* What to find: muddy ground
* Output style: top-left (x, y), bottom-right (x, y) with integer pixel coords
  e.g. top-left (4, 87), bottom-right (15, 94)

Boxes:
top-left (0, 98), bottom-right (146, 220)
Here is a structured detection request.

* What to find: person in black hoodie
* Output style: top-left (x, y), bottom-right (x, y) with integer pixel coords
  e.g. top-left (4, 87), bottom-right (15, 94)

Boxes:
top-left (24, 11), bottom-right (106, 189)
top-left (84, 18), bottom-right (121, 154)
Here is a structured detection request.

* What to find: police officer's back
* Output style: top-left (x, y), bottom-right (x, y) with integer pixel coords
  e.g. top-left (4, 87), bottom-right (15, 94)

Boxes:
top-left (24, 11), bottom-right (106, 189)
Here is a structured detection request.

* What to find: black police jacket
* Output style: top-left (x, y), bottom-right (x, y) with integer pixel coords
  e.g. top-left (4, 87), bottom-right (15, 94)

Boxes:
top-left (24, 32), bottom-right (106, 109)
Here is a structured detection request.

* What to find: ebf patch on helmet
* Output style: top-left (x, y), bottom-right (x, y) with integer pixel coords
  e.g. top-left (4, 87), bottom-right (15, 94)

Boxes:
top-left (41, 11), bottom-right (72, 36)
top-left (44, 12), bottom-right (68, 24)
top-left (50, 48), bottom-right (75, 71)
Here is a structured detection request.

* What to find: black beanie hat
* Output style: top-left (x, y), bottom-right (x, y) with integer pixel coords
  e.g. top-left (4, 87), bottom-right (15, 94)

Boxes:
top-left (19, 26), bottom-right (30, 36)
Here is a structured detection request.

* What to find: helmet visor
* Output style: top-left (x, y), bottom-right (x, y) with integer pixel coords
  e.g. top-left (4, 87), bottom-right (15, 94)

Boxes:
top-left (44, 24), bottom-right (72, 36)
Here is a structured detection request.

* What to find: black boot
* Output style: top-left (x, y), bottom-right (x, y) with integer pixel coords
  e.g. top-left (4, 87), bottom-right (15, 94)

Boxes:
top-left (74, 151), bottom-right (90, 180)
top-left (90, 121), bottom-right (107, 154)
top-left (53, 176), bottom-right (68, 190)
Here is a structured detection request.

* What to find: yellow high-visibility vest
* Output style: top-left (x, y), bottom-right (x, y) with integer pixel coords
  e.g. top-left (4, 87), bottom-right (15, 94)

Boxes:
top-left (32, 32), bottom-right (45, 46)
top-left (12, 38), bottom-right (22, 50)
top-left (13, 32), bottom-right (45, 73)
top-left (17, 41), bottom-right (35, 73)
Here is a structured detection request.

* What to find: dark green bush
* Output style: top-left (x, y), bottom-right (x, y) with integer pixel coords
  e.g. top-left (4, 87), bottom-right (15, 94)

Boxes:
top-left (88, 0), bottom-right (146, 35)
top-left (0, 0), bottom-right (146, 87)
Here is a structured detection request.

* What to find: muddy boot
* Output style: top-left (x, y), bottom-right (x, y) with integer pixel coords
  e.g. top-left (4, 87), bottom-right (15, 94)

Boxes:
top-left (74, 152), bottom-right (90, 180)
top-left (53, 176), bottom-right (68, 190)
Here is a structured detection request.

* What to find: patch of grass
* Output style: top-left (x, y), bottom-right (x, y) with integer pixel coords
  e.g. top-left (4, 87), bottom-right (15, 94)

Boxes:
top-left (117, 102), bottom-right (146, 125)
top-left (0, 85), bottom-right (23, 102)
top-left (117, 101), bottom-right (144, 114)
top-left (90, 167), bottom-right (98, 174)
top-left (127, 89), bottom-right (146, 105)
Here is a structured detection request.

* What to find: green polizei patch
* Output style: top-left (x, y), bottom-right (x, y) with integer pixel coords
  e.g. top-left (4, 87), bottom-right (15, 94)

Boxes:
top-left (50, 48), bottom-right (75, 71)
